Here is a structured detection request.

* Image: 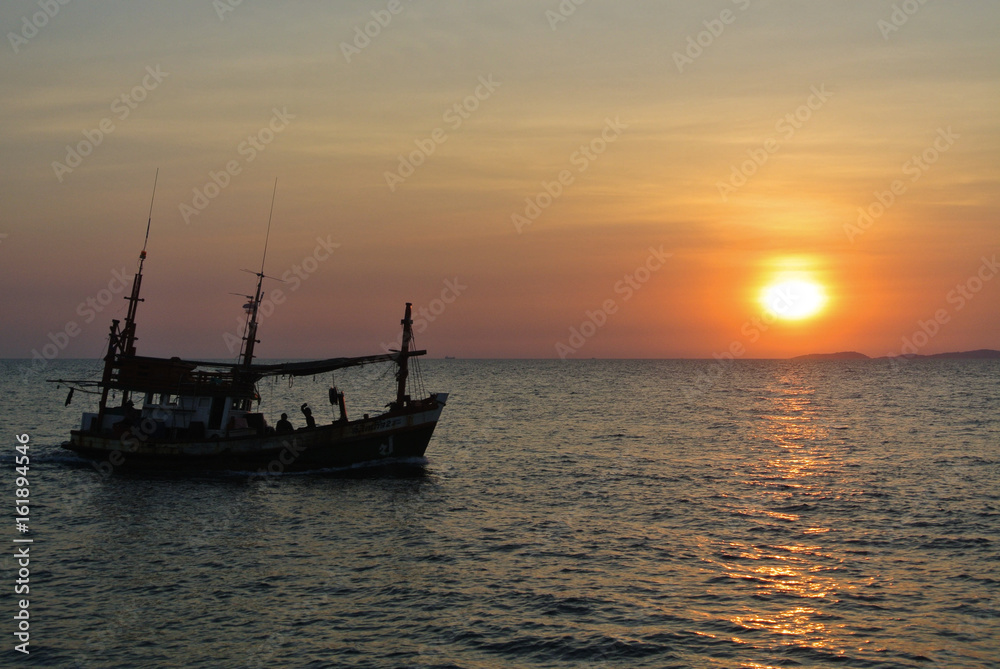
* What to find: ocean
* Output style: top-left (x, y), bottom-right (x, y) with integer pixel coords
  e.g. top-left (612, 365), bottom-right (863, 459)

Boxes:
top-left (1, 358), bottom-right (998, 668)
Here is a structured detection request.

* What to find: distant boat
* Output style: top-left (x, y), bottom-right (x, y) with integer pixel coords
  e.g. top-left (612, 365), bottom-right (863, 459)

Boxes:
top-left (51, 181), bottom-right (447, 472)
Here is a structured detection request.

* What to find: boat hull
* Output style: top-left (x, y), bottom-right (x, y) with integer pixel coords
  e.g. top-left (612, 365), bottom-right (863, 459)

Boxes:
top-left (62, 398), bottom-right (445, 473)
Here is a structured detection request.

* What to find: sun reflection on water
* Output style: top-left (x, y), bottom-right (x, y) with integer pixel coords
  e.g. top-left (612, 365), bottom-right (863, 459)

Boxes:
top-left (705, 368), bottom-right (859, 656)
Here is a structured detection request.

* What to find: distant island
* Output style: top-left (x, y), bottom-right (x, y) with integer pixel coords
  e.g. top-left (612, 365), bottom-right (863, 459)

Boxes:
top-left (793, 349), bottom-right (1000, 360)
top-left (792, 351), bottom-right (870, 361)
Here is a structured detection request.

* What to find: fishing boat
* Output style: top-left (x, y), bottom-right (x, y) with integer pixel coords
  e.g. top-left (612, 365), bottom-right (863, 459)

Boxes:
top-left (52, 181), bottom-right (447, 473)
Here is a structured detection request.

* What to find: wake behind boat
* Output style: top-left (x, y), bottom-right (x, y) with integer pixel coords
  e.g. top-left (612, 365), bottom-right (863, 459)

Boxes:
top-left (51, 180), bottom-right (447, 473)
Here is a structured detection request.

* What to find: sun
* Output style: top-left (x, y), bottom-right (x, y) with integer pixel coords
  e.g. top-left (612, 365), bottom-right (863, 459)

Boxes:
top-left (760, 279), bottom-right (827, 320)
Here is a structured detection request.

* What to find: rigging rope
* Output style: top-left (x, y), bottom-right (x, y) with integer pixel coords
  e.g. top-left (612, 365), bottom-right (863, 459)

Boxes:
top-left (407, 334), bottom-right (427, 398)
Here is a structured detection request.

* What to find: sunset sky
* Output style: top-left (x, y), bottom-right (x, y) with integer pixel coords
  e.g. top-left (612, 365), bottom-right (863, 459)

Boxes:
top-left (1, 0), bottom-right (997, 360)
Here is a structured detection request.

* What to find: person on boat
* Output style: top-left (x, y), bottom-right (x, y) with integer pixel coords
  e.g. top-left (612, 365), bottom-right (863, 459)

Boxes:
top-left (276, 413), bottom-right (293, 434)
top-left (300, 403), bottom-right (316, 428)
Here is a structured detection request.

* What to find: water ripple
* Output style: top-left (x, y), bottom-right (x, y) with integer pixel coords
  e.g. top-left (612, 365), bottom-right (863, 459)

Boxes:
top-left (4, 359), bottom-right (999, 667)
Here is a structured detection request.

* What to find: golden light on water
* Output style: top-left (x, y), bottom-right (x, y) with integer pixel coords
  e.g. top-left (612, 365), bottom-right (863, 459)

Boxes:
top-left (707, 372), bottom-right (848, 652)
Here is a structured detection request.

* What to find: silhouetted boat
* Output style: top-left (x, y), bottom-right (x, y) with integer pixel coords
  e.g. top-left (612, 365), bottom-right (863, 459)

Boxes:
top-left (52, 180), bottom-right (447, 472)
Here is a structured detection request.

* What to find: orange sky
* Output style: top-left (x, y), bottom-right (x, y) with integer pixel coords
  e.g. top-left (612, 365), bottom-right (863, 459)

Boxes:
top-left (1, 1), bottom-right (998, 360)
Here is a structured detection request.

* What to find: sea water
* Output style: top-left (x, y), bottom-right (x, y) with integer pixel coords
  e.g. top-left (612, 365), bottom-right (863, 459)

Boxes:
top-left (0, 358), bottom-right (997, 667)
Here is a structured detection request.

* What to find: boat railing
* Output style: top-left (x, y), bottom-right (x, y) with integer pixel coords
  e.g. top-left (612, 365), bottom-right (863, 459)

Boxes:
top-left (108, 361), bottom-right (257, 399)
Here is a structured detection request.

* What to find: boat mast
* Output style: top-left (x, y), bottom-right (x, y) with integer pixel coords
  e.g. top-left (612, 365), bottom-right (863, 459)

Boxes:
top-left (96, 169), bottom-right (158, 428)
top-left (240, 272), bottom-right (265, 368)
top-left (239, 179), bottom-right (277, 368)
top-left (395, 302), bottom-right (414, 407)
top-left (121, 168), bottom-right (158, 357)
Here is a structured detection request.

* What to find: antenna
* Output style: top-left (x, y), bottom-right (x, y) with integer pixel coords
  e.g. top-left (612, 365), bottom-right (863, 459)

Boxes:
top-left (121, 168), bottom-right (158, 357)
top-left (239, 178), bottom-right (279, 369)
top-left (143, 168), bottom-right (158, 254)
top-left (259, 177), bottom-right (277, 275)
